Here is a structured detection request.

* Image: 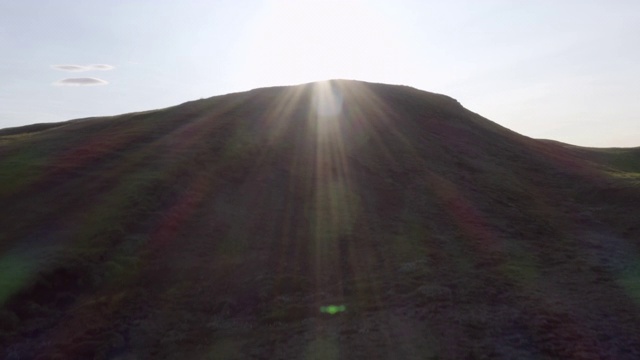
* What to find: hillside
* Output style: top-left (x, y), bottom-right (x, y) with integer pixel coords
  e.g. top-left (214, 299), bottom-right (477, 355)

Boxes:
top-left (1, 80), bottom-right (639, 359)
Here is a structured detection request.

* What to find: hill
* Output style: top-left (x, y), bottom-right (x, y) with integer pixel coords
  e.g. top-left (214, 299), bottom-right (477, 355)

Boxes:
top-left (1, 80), bottom-right (639, 359)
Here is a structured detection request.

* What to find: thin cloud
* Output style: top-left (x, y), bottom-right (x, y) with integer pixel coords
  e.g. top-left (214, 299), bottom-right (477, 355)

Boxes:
top-left (53, 78), bottom-right (109, 86)
top-left (88, 64), bottom-right (115, 71)
top-left (52, 64), bottom-right (89, 72)
top-left (51, 64), bottom-right (115, 72)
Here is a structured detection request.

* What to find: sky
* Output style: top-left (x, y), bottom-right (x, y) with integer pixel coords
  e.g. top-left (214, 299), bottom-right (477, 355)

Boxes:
top-left (1, 0), bottom-right (639, 147)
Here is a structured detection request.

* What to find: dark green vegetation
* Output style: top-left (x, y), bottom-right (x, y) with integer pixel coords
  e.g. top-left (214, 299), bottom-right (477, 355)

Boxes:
top-left (1, 80), bottom-right (639, 359)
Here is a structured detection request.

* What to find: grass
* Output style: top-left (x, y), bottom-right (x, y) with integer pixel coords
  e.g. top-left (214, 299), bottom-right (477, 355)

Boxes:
top-left (1, 80), bottom-right (640, 359)
top-left (0, 253), bottom-right (34, 307)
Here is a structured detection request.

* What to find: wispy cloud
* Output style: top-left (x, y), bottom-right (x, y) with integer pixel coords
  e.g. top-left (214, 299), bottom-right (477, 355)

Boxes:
top-left (53, 78), bottom-right (109, 86)
top-left (51, 64), bottom-right (115, 72)
top-left (52, 65), bottom-right (87, 72)
top-left (88, 64), bottom-right (114, 71)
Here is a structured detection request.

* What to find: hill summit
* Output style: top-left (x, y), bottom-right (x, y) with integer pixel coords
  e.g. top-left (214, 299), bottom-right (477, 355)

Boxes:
top-left (1, 80), bottom-right (640, 359)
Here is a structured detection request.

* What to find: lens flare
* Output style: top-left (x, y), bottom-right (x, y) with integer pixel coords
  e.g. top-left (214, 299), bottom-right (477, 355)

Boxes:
top-left (320, 304), bottom-right (347, 315)
top-left (313, 81), bottom-right (343, 118)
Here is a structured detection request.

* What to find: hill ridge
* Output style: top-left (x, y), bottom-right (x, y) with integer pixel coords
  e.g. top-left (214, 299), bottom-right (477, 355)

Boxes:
top-left (1, 80), bottom-right (639, 359)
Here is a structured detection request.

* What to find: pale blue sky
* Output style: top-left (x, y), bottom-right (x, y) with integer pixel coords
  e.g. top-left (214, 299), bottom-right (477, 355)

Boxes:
top-left (1, 0), bottom-right (639, 147)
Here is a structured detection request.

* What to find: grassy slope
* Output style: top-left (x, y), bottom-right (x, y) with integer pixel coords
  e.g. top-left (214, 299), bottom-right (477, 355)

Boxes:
top-left (1, 80), bottom-right (639, 359)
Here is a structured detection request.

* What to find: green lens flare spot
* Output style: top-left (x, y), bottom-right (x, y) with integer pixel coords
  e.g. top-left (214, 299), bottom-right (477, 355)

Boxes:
top-left (320, 304), bottom-right (346, 315)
